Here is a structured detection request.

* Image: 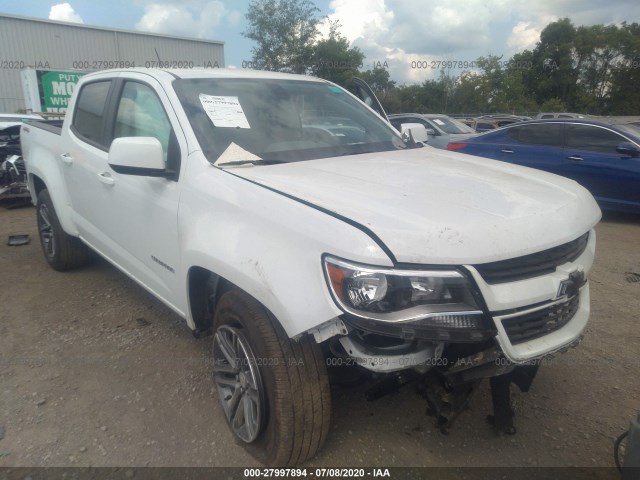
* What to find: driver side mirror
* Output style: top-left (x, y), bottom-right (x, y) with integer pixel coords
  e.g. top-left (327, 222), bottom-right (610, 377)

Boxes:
top-left (108, 137), bottom-right (167, 176)
top-left (616, 142), bottom-right (639, 158)
top-left (400, 123), bottom-right (429, 144)
top-left (425, 128), bottom-right (437, 136)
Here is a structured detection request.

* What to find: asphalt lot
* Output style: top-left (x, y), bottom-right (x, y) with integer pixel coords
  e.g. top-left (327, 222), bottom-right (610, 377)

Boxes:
top-left (0, 203), bottom-right (638, 470)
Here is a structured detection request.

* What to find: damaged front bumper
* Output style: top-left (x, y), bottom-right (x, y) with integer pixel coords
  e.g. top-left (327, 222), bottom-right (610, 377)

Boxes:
top-left (316, 283), bottom-right (589, 378)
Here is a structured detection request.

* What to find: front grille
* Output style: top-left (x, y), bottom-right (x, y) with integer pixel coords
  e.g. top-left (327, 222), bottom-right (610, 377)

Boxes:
top-left (501, 294), bottom-right (580, 344)
top-left (474, 232), bottom-right (589, 284)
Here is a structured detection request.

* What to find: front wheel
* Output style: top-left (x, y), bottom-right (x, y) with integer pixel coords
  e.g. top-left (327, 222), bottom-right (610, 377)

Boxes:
top-left (212, 289), bottom-right (331, 466)
top-left (36, 189), bottom-right (89, 271)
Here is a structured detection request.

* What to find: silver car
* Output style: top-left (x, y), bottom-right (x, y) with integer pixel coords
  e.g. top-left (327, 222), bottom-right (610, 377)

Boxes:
top-left (389, 113), bottom-right (477, 149)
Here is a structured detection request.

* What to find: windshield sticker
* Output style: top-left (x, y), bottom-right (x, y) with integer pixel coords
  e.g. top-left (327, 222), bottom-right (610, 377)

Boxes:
top-left (433, 119), bottom-right (445, 126)
top-left (199, 94), bottom-right (250, 128)
top-left (327, 86), bottom-right (343, 93)
top-left (213, 142), bottom-right (263, 168)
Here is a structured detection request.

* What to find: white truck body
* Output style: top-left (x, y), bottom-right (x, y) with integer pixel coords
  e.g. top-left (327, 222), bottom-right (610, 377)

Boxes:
top-left (21, 68), bottom-right (601, 465)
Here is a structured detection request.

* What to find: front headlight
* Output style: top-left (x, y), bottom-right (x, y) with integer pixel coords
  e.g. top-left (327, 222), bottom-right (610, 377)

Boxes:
top-left (324, 256), bottom-right (485, 329)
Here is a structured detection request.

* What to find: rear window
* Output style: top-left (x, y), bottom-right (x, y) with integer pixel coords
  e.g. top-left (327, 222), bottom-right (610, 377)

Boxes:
top-left (427, 116), bottom-right (475, 134)
top-left (507, 124), bottom-right (563, 146)
top-left (72, 81), bottom-right (111, 146)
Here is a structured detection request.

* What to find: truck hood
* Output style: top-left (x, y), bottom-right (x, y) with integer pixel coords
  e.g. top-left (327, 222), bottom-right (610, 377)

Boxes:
top-left (231, 148), bottom-right (601, 265)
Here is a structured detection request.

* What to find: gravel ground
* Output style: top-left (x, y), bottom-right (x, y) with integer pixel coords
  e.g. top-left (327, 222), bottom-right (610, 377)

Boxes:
top-left (0, 203), bottom-right (638, 470)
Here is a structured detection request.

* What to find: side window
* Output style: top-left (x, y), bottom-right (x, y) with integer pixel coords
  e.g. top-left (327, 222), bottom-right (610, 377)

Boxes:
top-left (541, 114), bottom-right (554, 119)
top-left (506, 126), bottom-right (522, 142)
top-left (516, 124), bottom-right (562, 146)
top-left (477, 122), bottom-right (495, 131)
top-left (565, 124), bottom-right (625, 153)
top-left (419, 119), bottom-right (438, 134)
top-left (72, 81), bottom-right (111, 146)
top-left (113, 81), bottom-right (172, 161)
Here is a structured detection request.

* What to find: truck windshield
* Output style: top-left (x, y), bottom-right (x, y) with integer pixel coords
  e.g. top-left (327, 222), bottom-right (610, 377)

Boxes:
top-left (173, 78), bottom-right (410, 165)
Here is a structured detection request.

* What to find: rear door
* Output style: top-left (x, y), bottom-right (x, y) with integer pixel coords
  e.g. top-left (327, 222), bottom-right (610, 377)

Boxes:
top-left (563, 123), bottom-right (640, 209)
top-left (495, 123), bottom-right (565, 172)
top-left (63, 78), bottom-right (115, 244)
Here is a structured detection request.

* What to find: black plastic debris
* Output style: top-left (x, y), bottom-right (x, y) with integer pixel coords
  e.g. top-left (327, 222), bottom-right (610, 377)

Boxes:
top-left (7, 234), bottom-right (30, 246)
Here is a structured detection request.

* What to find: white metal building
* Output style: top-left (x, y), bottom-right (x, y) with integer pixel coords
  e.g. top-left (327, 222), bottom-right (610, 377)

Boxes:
top-left (0, 13), bottom-right (225, 113)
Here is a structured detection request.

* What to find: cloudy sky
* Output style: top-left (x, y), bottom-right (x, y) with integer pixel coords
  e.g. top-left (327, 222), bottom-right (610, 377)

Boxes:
top-left (1, 0), bottom-right (639, 83)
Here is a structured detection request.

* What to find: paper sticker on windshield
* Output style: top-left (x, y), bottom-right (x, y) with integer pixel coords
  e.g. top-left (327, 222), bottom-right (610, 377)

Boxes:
top-left (328, 86), bottom-right (343, 93)
top-left (433, 119), bottom-right (445, 126)
top-left (199, 94), bottom-right (250, 128)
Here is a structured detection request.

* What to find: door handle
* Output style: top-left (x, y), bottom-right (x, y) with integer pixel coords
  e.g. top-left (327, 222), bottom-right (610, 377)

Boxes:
top-left (98, 172), bottom-right (115, 185)
top-left (501, 149), bottom-right (514, 154)
top-left (567, 155), bottom-right (583, 161)
top-left (60, 153), bottom-right (73, 165)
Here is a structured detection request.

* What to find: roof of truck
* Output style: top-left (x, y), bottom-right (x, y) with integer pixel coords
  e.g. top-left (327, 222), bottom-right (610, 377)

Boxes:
top-left (83, 68), bottom-right (326, 83)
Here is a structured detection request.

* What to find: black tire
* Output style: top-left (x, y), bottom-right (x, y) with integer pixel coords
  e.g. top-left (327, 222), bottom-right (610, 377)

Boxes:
top-left (36, 189), bottom-right (89, 271)
top-left (212, 289), bottom-right (331, 466)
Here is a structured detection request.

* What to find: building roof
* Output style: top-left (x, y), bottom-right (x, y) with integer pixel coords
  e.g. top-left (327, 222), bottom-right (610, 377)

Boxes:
top-left (0, 13), bottom-right (224, 46)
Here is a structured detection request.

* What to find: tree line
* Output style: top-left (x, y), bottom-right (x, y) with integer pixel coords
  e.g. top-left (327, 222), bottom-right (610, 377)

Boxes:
top-left (244, 0), bottom-right (640, 115)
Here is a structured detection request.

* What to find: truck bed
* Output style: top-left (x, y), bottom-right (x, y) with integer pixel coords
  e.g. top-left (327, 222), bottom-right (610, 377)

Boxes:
top-left (28, 119), bottom-right (64, 135)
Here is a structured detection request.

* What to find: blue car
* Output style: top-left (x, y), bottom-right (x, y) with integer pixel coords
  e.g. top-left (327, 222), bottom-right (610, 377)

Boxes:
top-left (447, 119), bottom-right (640, 214)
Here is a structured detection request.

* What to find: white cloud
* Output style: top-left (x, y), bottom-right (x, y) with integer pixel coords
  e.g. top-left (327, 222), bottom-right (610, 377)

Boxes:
top-left (507, 22), bottom-right (542, 53)
top-left (319, 0), bottom-right (393, 42)
top-left (321, 0), bottom-right (640, 84)
top-left (227, 10), bottom-right (242, 27)
top-left (135, 1), bottom-right (227, 38)
top-left (48, 3), bottom-right (84, 23)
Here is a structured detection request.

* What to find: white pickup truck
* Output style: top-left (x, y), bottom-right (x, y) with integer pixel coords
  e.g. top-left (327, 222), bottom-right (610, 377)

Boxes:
top-left (22, 68), bottom-right (601, 466)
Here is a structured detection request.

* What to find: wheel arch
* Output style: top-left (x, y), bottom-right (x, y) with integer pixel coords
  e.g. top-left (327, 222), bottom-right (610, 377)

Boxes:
top-left (30, 174), bottom-right (47, 198)
top-left (187, 266), bottom-right (268, 335)
top-left (27, 170), bottom-right (78, 236)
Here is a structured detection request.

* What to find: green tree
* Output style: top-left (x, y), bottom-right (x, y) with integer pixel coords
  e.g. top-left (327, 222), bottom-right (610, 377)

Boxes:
top-left (244, 0), bottom-right (320, 73)
top-left (358, 66), bottom-right (396, 96)
top-left (532, 18), bottom-right (578, 107)
top-left (309, 20), bottom-right (364, 87)
top-left (450, 71), bottom-right (485, 114)
top-left (603, 22), bottom-right (640, 114)
top-left (540, 97), bottom-right (567, 111)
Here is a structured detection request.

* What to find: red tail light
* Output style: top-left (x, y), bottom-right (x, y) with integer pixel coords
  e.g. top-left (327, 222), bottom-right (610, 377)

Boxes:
top-left (447, 143), bottom-right (468, 151)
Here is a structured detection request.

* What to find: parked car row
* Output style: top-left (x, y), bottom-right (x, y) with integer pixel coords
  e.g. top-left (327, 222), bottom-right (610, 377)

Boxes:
top-left (447, 119), bottom-right (640, 214)
top-left (459, 114), bottom-right (530, 133)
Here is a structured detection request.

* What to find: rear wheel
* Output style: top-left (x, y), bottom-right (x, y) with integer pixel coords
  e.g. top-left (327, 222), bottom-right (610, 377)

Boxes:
top-left (36, 189), bottom-right (89, 271)
top-left (212, 289), bottom-right (331, 466)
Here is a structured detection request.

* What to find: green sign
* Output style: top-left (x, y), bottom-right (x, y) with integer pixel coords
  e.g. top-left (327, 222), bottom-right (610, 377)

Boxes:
top-left (40, 71), bottom-right (87, 113)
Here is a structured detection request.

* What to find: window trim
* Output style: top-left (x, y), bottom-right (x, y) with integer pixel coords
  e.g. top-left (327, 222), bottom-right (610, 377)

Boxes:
top-left (70, 79), bottom-right (115, 151)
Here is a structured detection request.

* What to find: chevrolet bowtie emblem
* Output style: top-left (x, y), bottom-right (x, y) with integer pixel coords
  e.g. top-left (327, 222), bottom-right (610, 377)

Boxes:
top-left (557, 270), bottom-right (586, 298)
